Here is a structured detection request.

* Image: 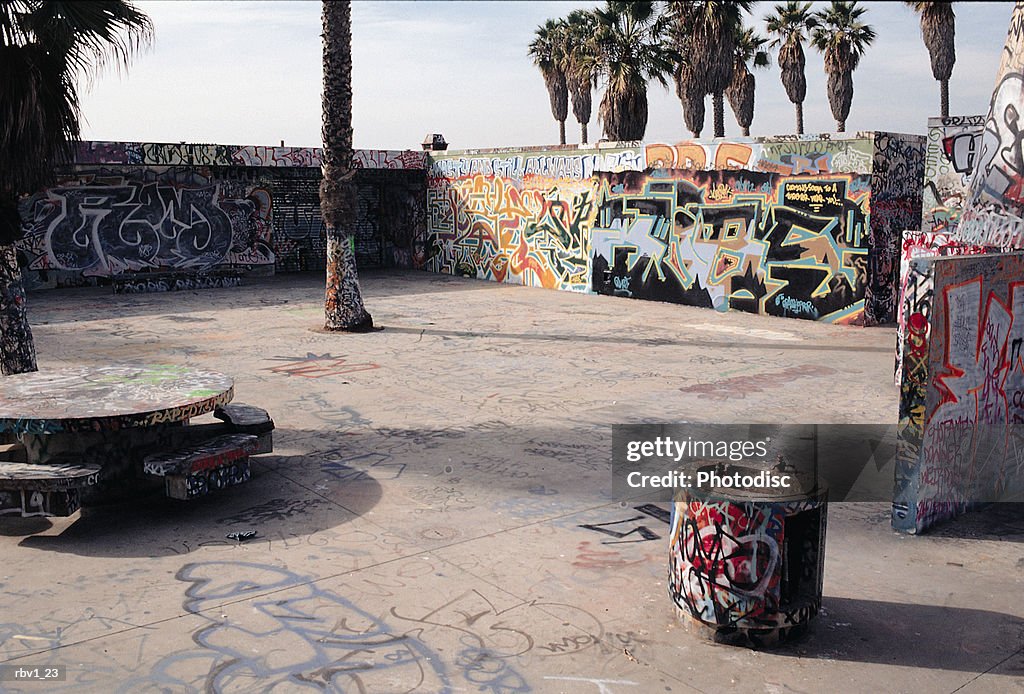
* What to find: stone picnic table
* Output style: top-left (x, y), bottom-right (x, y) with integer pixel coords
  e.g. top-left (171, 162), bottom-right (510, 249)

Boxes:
top-left (0, 364), bottom-right (273, 517)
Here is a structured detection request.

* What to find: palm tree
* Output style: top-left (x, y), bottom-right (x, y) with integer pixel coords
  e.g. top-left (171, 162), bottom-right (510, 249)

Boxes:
top-left (529, 18), bottom-right (569, 145)
top-left (322, 0), bottom-right (373, 332)
top-left (669, 0), bottom-right (754, 138)
top-left (0, 0), bottom-right (151, 375)
top-left (590, 1), bottom-right (678, 142)
top-left (906, 1), bottom-right (955, 118)
top-left (727, 28), bottom-right (771, 136)
top-left (812, 1), bottom-right (876, 133)
top-left (668, 17), bottom-right (705, 137)
top-left (562, 10), bottom-right (599, 144)
top-left (765, 1), bottom-right (817, 135)
top-left (676, 67), bottom-right (706, 137)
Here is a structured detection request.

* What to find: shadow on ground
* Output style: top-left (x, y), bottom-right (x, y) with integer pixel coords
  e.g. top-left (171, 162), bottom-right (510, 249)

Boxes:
top-left (8, 445), bottom-right (383, 558)
top-left (27, 270), bottom-right (500, 324)
top-left (926, 503), bottom-right (1024, 543)
top-left (769, 596), bottom-right (1024, 673)
top-left (381, 325), bottom-right (894, 353)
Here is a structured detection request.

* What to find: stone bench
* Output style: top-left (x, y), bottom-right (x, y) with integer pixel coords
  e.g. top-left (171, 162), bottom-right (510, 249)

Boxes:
top-left (0, 461), bottom-right (101, 517)
top-left (111, 269), bottom-right (243, 295)
top-left (214, 404), bottom-right (274, 453)
top-left (143, 434), bottom-right (258, 500)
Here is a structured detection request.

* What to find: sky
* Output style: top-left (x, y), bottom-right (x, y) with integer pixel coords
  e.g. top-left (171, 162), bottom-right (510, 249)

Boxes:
top-left (77, 1), bottom-right (1015, 151)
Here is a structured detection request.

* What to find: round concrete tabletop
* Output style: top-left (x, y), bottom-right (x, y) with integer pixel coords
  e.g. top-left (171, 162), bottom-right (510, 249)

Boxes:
top-left (0, 364), bottom-right (234, 434)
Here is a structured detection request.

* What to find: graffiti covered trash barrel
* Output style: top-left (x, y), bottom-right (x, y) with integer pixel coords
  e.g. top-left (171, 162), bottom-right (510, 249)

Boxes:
top-left (668, 460), bottom-right (827, 648)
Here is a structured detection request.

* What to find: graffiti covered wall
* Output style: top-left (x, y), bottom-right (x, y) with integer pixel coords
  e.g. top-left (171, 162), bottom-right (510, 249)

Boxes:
top-left (18, 167), bottom-right (275, 279)
top-left (426, 145), bottom-right (644, 291)
top-left (590, 167), bottom-right (870, 323)
top-left (16, 141), bottom-right (427, 286)
top-left (921, 115), bottom-right (985, 235)
top-left (426, 134), bottom-right (923, 324)
top-left (957, 2), bottom-right (1024, 248)
top-left (895, 252), bottom-right (1024, 533)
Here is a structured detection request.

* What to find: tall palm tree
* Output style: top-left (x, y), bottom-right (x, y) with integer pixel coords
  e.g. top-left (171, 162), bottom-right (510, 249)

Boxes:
top-left (668, 16), bottom-right (704, 137)
top-left (562, 10), bottom-right (599, 144)
top-left (0, 0), bottom-right (151, 375)
top-left (590, 1), bottom-right (678, 142)
top-left (727, 28), bottom-right (771, 137)
top-left (812, 0), bottom-right (876, 133)
top-left (322, 0), bottom-right (373, 332)
top-left (676, 66), bottom-right (706, 137)
top-left (765, 1), bottom-right (817, 135)
top-left (906, 1), bottom-right (955, 118)
top-left (529, 18), bottom-right (569, 145)
top-left (668, 0), bottom-right (754, 138)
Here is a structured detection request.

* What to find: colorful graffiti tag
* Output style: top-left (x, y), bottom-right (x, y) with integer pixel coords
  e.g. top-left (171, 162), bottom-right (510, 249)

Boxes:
top-left (667, 493), bottom-right (826, 643)
top-left (426, 136), bottom-right (921, 324)
top-left (895, 253), bottom-right (1024, 532)
top-left (895, 5), bottom-right (1024, 532)
top-left (958, 3), bottom-right (1024, 248)
top-left (15, 141), bottom-right (428, 283)
top-left (426, 147), bottom-right (642, 291)
top-left (591, 169), bottom-right (869, 322)
top-left (921, 115), bottom-right (985, 235)
top-left (17, 170), bottom-right (274, 277)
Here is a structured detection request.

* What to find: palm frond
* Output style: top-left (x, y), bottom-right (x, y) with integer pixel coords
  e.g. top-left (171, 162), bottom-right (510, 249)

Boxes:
top-left (0, 0), bottom-right (151, 195)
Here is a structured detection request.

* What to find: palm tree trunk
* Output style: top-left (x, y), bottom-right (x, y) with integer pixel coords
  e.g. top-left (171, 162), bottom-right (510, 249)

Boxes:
top-left (837, 119), bottom-right (845, 133)
top-left (940, 79), bottom-right (949, 119)
top-left (713, 92), bottom-right (725, 138)
top-left (0, 244), bottom-right (37, 375)
top-left (559, 120), bottom-right (566, 145)
top-left (322, 0), bottom-right (372, 332)
top-left (581, 122), bottom-right (588, 145)
top-left (796, 102), bottom-right (804, 135)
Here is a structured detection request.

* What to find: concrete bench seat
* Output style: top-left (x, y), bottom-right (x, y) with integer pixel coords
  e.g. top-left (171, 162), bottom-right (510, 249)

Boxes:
top-left (215, 403), bottom-right (274, 431)
top-left (214, 403), bottom-right (274, 453)
top-left (143, 434), bottom-right (258, 500)
top-left (0, 461), bottom-right (101, 517)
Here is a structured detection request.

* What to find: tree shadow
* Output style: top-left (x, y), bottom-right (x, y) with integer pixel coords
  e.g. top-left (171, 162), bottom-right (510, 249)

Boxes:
top-left (9, 439), bottom-right (383, 558)
top-left (26, 269), bottom-right (501, 325)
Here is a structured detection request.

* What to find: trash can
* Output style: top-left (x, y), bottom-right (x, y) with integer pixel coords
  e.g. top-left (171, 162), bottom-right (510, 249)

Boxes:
top-left (667, 460), bottom-right (827, 647)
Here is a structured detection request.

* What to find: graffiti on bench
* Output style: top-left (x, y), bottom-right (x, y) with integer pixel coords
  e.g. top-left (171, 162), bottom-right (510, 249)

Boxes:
top-left (144, 434), bottom-right (259, 500)
top-left (0, 461), bottom-right (101, 517)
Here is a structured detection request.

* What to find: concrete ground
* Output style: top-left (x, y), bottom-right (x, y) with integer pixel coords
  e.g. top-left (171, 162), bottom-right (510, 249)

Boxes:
top-left (0, 270), bottom-right (1022, 694)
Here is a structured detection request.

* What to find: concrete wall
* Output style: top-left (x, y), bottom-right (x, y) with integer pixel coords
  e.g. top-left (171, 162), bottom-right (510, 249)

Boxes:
top-left (893, 4), bottom-right (1024, 532)
top-left (956, 4), bottom-right (1024, 248)
top-left (425, 133), bottom-right (924, 325)
top-left (921, 115), bottom-right (985, 235)
top-left (15, 141), bottom-right (427, 288)
top-left (895, 252), bottom-right (1024, 533)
